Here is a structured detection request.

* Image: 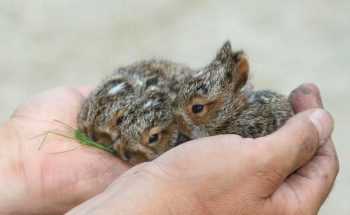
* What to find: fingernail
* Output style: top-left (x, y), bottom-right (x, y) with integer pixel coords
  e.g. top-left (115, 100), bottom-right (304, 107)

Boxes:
top-left (300, 84), bottom-right (312, 95)
top-left (309, 109), bottom-right (333, 145)
top-left (301, 83), bottom-right (324, 107)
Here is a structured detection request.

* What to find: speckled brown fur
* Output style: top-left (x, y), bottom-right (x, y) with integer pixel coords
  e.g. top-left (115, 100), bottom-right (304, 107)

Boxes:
top-left (77, 41), bottom-right (294, 165)
top-left (175, 41), bottom-right (294, 139)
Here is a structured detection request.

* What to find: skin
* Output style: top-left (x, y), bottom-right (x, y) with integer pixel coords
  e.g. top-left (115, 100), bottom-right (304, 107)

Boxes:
top-left (0, 87), bottom-right (129, 214)
top-left (0, 84), bottom-right (338, 214)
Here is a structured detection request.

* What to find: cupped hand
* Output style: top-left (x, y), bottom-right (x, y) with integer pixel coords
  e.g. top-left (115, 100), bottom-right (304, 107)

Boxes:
top-left (0, 87), bottom-right (130, 214)
top-left (68, 84), bottom-right (338, 215)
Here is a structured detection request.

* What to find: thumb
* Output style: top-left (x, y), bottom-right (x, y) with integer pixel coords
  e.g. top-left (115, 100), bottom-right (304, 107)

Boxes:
top-left (253, 109), bottom-right (333, 194)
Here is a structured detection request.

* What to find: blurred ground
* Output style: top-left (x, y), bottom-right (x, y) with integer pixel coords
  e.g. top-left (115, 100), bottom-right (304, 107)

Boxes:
top-left (0, 0), bottom-right (349, 214)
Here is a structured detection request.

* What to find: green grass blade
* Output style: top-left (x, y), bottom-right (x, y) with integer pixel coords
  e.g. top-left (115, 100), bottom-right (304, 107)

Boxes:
top-left (74, 129), bottom-right (116, 154)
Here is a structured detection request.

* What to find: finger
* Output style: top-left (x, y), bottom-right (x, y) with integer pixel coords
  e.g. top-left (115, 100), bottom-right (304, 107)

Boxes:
top-left (254, 109), bottom-right (333, 193)
top-left (76, 86), bottom-right (94, 98)
top-left (281, 139), bottom-right (339, 210)
top-left (11, 87), bottom-right (85, 121)
top-left (289, 83), bottom-right (323, 112)
top-left (283, 83), bottom-right (339, 207)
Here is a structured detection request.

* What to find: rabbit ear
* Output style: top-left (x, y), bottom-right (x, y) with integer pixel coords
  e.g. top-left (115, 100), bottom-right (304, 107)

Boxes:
top-left (215, 40), bottom-right (233, 63)
top-left (232, 51), bottom-right (249, 92)
top-left (214, 41), bottom-right (249, 92)
top-left (192, 41), bottom-right (249, 94)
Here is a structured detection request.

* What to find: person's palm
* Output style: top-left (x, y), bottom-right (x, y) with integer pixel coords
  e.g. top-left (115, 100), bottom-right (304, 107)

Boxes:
top-left (1, 87), bottom-right (129, 214)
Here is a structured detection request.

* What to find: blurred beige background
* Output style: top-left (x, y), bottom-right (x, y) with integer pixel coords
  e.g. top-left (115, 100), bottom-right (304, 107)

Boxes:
top-left (0, 0), bottom-right (349, 214)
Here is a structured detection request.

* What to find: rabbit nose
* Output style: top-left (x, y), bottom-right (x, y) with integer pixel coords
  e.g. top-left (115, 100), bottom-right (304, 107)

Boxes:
top-left (175, 114), bottom-right (192, 135)
top-left (175, 133), bottom-right (191, 146)
top-left (113, 138), bottom-right (129, 161)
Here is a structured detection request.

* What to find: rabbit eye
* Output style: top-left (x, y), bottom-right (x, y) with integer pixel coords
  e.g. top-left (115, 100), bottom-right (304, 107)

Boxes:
top-left (192, 104), bottom-right (204, 114)
top-left (148, 133), bottom-right (159, 144)
top-left (116, 115), bottom-right (124, 125)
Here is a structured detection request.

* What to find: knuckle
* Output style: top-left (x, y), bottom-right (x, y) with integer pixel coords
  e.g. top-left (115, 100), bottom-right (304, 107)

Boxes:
top-left (299, 132), bottom-right (319, 156)
top-left (329, 152), bottom-right (340, 178)
top-left (293, 116), bottom-right (320, 154)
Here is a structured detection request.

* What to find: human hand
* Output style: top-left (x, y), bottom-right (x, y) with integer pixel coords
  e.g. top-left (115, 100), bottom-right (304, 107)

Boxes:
top-left (68, 83), bottom-right (338, 215)
top-left (0, 87), bottom-right (130, 214)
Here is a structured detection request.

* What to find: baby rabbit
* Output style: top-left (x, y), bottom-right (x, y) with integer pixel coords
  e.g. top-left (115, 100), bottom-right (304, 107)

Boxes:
top-left (77, 59), bottom-right (193, 164)
top-left (175, 41), bottom-right (293, 139)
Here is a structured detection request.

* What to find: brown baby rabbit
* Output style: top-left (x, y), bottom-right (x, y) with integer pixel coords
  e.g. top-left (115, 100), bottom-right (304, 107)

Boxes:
top-left (77, 59), bottom-right (193, 164)
top-left (175, 41), bottom-right (294, 139)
